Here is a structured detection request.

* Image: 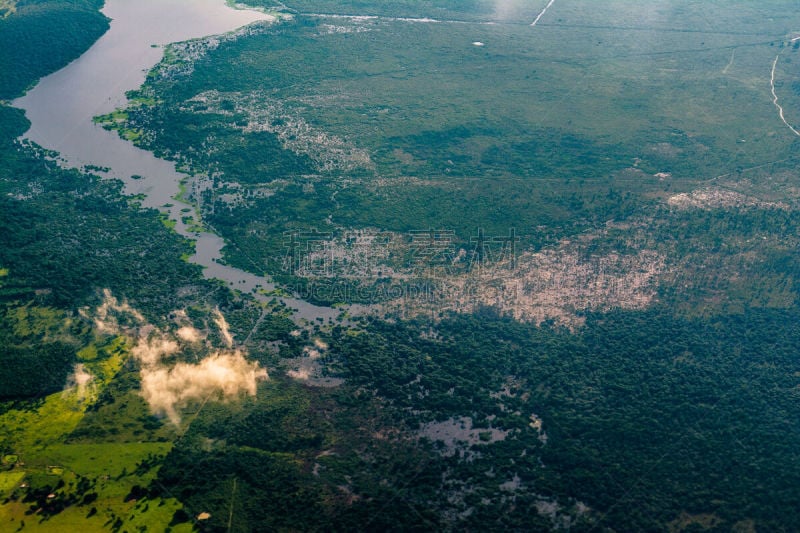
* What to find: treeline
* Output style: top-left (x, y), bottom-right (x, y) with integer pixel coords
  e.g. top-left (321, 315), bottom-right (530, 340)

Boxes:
top-left (146, 305), bottom-right (800, 531)
top-left (0, 103), bottom-right (215, 404)
top-left (0, 344), bottom-right (74, 400)
top-left (0, 108), bottom-right (207, 317)
top-left (0, 0), bottom-right (109, 99)
top-left (151, 378), bottom-right (443, 532)
top-left (326, 309), bottom-right (800, 530)
top-left (0, 0), bottom-right (230, 410)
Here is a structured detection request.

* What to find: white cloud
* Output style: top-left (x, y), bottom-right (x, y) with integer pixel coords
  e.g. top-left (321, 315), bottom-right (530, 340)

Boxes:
top-left (213, 308), bottom-right (234, 348)
top-left (87, 292), bottom-right (269, 425)
top-left (64, 363), bottom-right (94, 401)
top-left (92, 289), bottom-right (145, 333)
top-left (140, 351), bottom-right (267, 425)
top-left (176, 326), bottom-right (202, 343)
top-left (132, 335), bottom-right (179, 367)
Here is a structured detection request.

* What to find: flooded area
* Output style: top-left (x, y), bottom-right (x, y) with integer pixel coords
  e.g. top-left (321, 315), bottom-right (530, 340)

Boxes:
top-left (12, 0), bottom-right (341, 323)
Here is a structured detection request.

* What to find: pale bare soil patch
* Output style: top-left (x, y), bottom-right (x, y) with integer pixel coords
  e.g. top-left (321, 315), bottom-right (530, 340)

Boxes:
top-left (387, 241), bottom-right (665, 328)
top-left (667, 187), bottom-right (789, 210)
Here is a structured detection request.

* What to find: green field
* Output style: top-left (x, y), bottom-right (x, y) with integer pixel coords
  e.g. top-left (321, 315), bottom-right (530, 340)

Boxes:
top-left (0, 373), bottom-right (187, 531)
top-left (0, 306), bottom-right (189, 531)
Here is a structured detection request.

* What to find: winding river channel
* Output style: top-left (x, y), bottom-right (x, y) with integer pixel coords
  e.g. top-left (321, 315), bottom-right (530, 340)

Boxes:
top-left (12, 0), bottom-right (342, 323)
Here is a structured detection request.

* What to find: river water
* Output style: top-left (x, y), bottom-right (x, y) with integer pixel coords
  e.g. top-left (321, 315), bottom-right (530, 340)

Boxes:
top-left (12, 0), bottom-right (342, 323)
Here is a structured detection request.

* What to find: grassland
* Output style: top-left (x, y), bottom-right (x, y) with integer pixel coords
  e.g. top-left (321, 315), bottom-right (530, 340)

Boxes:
top-left (0, 306), bottom-right (189, 532)
top-left (246, 0), bottom-right (552, 22)
top-left (0, 379), bottom-right (187, 531)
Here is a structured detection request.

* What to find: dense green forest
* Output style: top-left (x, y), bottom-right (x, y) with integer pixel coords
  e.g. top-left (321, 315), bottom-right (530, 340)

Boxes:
top-left (0, 2), bottom-right (261, 528)
top-left (146, 309), bottom-right (800, 531)
top-left (340, 311), bottom-right (800, 530)
top-left (0, 0), bottom-right (109, 99)
top-left (0, 0), bottom-right (218, 407)
top-left (0, 105), bottom-right (210, 316)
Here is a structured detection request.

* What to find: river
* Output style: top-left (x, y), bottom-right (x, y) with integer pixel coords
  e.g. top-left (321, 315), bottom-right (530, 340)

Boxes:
top-left (12, 0), bottom-right (343, 324)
